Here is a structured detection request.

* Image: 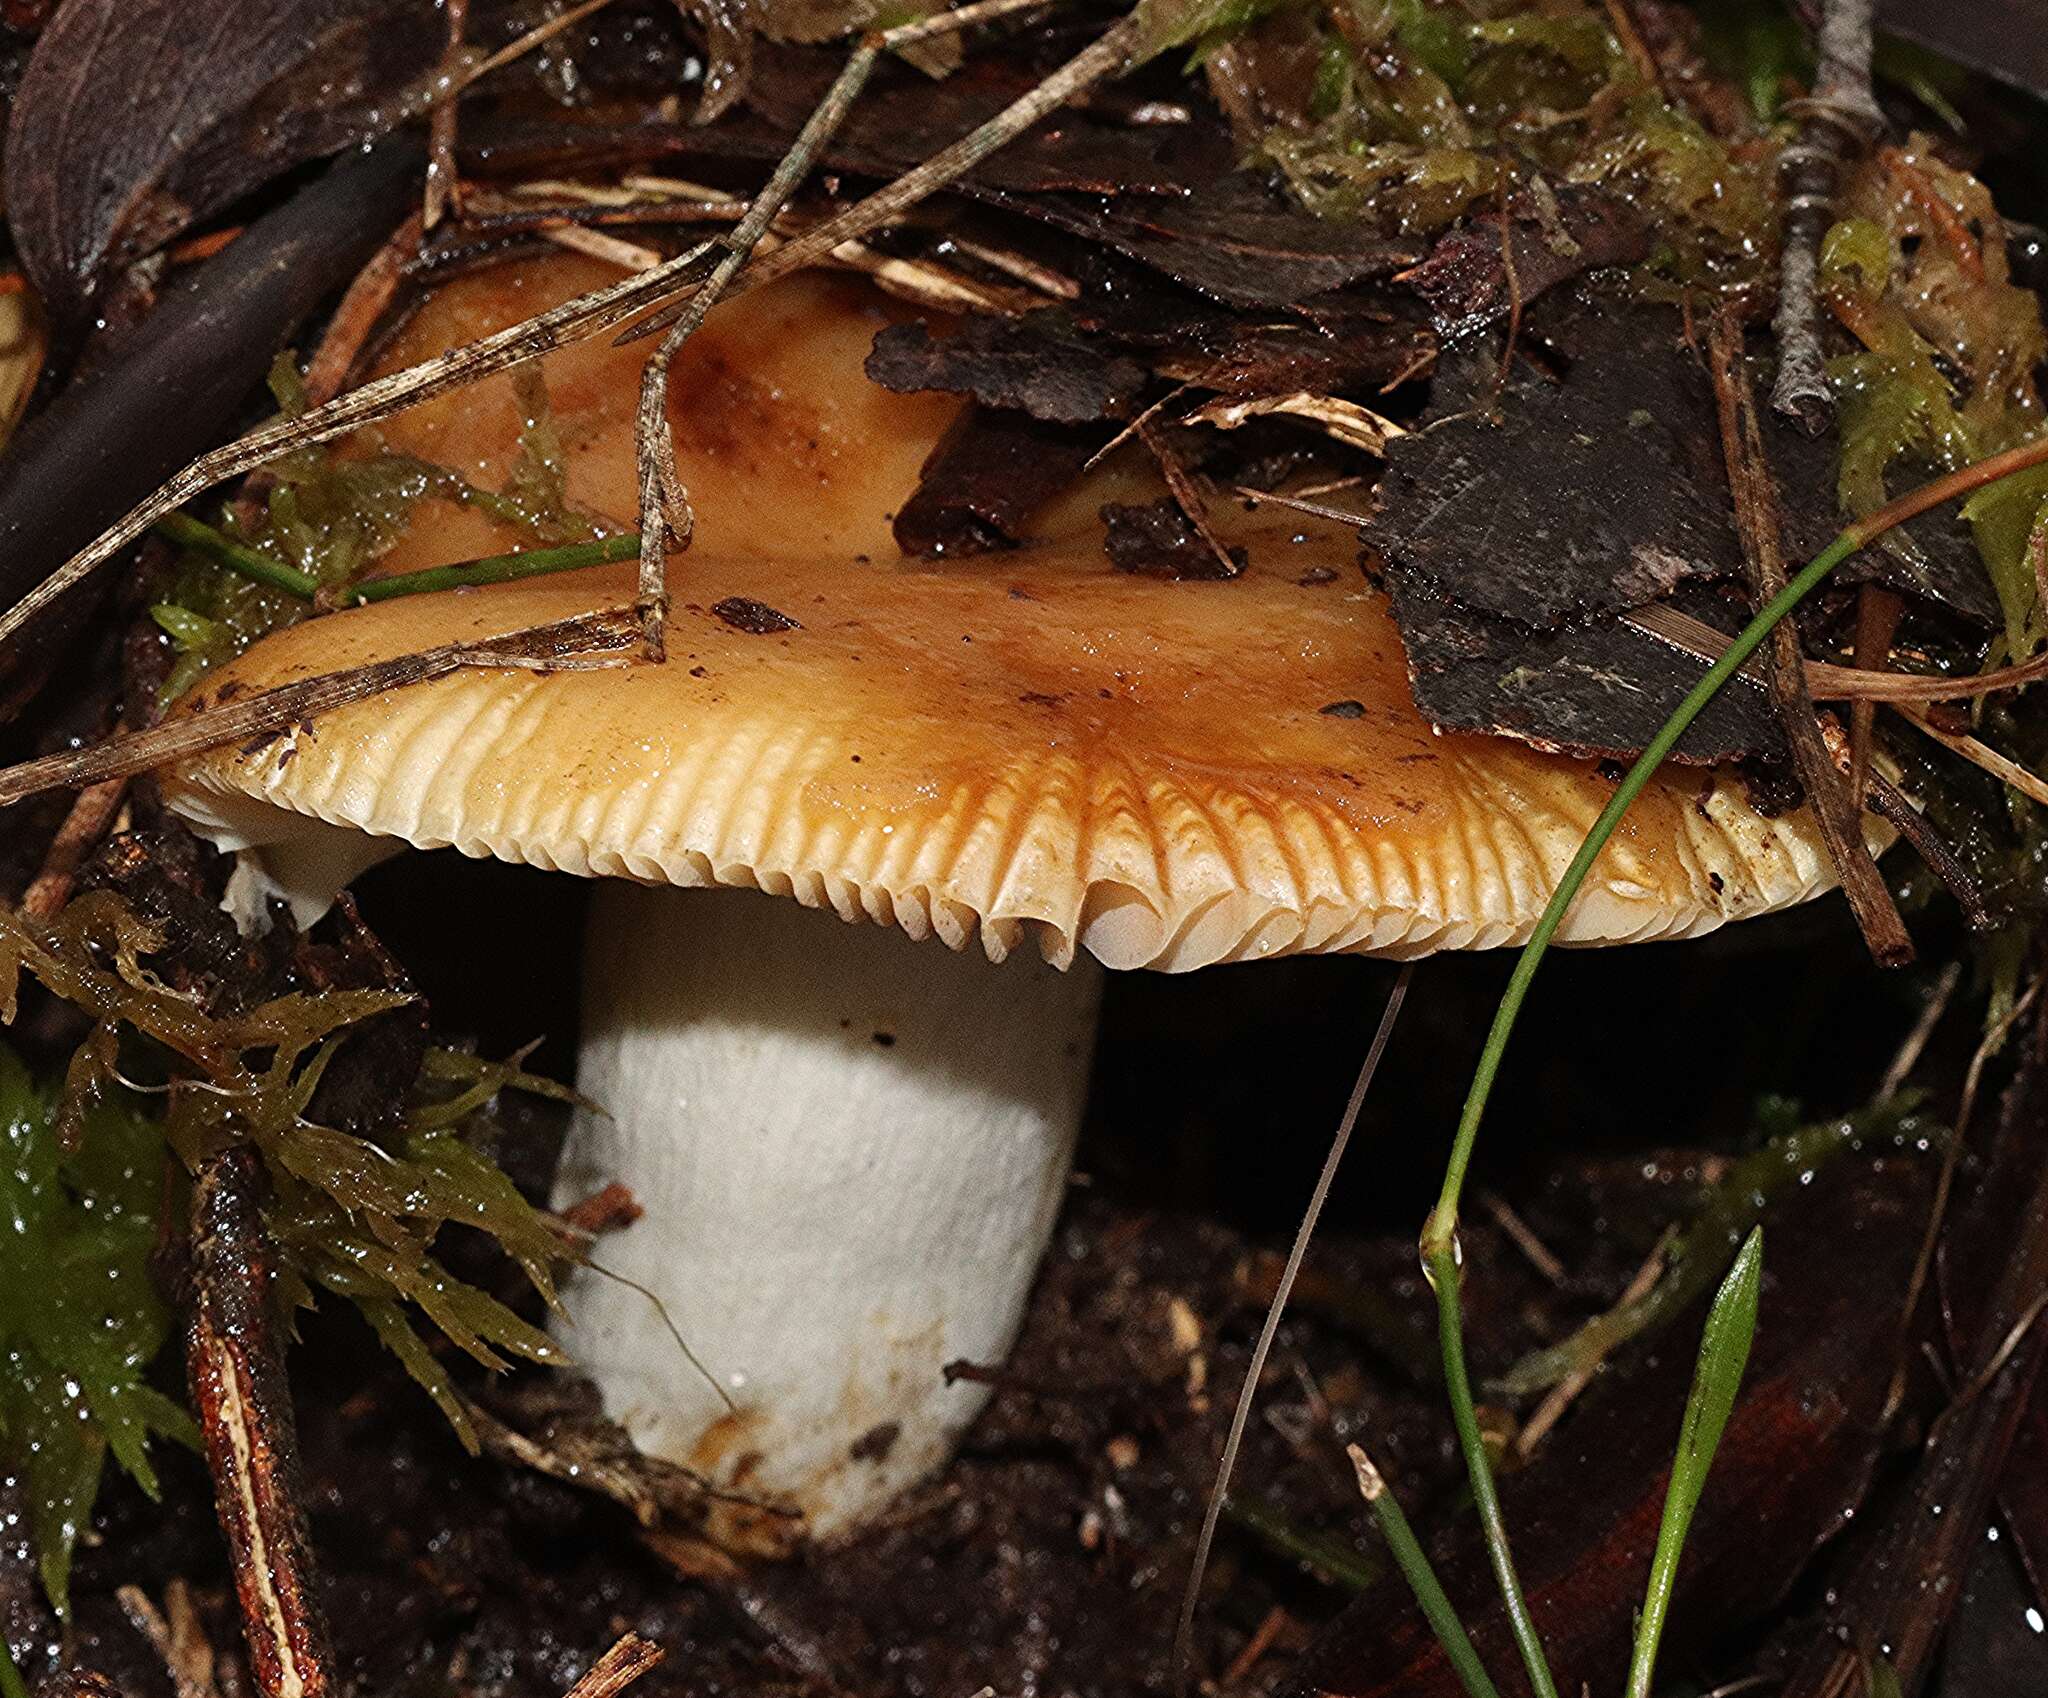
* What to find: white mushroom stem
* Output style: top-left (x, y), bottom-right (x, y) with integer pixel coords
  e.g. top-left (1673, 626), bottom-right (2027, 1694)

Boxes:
top-left (554, 882), bottom-right (1103, 1544)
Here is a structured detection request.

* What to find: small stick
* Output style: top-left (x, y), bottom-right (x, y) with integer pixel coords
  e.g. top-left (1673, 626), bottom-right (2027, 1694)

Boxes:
top-left (20, 778), bottom-right (127, 919)
top-left (0, 610), bottom-right (636, 811)
top-left (558, 1636), bottom-right (665, 1698)
top-left (1707, 306), bottom-right (1911, 966)
top-left (630, 39), bottom-right (885, 659)
top-left (424, 0), bottom-right (471, 231)
top-left (1515, 1228), bottom-right (1672, 1461)
top-left (1769, 0), bottom-right (1882, 431)
top-left (187, 1147), bottom-right (336, 1698)
top-left (302, 211), bottom-right (425, 408)
top-left (1890, 701), bottom-right (2048, 806)
top-left (1171, 966), bottom-right (1413, 1696)
top-left (1862, 775), bottom-right (1993, 932)
top-left (1478, 1192), bottom-right (1566, 1287)
top-left (1847, 585), bottom-right (1902, 801)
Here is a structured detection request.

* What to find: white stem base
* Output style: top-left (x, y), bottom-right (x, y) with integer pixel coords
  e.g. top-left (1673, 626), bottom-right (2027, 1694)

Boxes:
top-left (555, 884), bottom-right (1103, 1546)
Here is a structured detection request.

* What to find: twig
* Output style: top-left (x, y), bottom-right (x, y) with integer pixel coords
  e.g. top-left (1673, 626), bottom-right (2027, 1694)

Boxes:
top-left (459, 0), bottom-right (619, 87)
top-left (187, 1148), bottom-right (336, 1698)
top-left (1171, 965), bottom-right (1413, 1696)
top-left (1706, 305), bottom-right (1911, 966)
top-left (1889, 702), bottom-right (2048, 806)
top-left (424, 0), bottom-right (470, 231)
top-left (1862, 775), bottom-right (1993, 931)
top-left (115, 1582), bottom-right (219, 1698)
top-left (21, 779), bottom-right (128, 919)
top-left (0, 610), bottom-right (636, 811)
top-left (1769, 0), bottom-right (1882, 430)
top-left (1515, 1228), bottom-right (1673, 1461)
top-left (1884, 975), bottom-right (2048, 1427)
top-left (557, 1636), bottom-right (664, 1698)
top-left (302, 211), bottom-right (425, 408)
top-left (1220, 1606), bottom-right (1294, 1688)
top-left (629, 38), bottom-right (885, 660)
top-left (1847, 586), bottom-right (1902, 800)
top-left (1479, 1192), bottom-right (1566, 1287)
top-left (1875, 959), bottom-right (1962, 1103)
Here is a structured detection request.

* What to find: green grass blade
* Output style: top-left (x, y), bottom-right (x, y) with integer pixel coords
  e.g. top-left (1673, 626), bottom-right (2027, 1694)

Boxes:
top-left (0, 1638), bottom-right (27, 1698)
top-left (1625, 1227), bottom-right (1764, 1698)
top-left (1347, 1445), bottom-right (1504, 1698)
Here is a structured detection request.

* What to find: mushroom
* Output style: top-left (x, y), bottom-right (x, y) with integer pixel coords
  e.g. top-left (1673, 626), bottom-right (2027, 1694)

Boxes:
top-left (161, 256), bottom-right (1863, 1543)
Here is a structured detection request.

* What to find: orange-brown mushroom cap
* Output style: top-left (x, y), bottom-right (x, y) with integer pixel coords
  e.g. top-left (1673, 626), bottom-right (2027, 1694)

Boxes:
top-left (162, 259), bottom-right (1855, 971)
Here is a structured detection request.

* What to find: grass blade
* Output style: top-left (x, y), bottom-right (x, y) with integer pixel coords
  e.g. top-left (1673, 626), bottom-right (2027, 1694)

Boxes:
top-left (1347, 1444), bottom-right (1504, 1698)
top-left (1624, 1226), bottom-right (1765, 1698)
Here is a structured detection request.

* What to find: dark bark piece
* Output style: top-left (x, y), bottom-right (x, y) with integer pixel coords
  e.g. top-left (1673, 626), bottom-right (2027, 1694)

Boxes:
top-left (0, 140), bottom-right (423, 718)
top-left (1372, 299), bottom-right (1742, 633)
top-left (1101, 499), bottom-right (1245, 580)
top-left (4, 0), bottom-right (446, 320)
top-left (1386, 575), bottom-right (1789, 765)
top-left (975, 178), bottom-right (1426, 312)
top-left (1286, 1149), bottom-right (1931, 1698)
top-left (1396, 185), bottom-right (1653, 344)
top-left (893, 405), bottom-right (1100, 558)
top-left (1374, 296), bottom-right (1993, 635)
top-left (865, 310), bottom-right (1147, 424)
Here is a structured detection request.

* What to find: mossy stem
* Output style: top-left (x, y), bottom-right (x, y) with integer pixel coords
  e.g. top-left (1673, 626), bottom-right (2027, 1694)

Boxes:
top-left (344, 533), bottom-right (641, 603)
top-left (153, 512), bottom-right (318, 599)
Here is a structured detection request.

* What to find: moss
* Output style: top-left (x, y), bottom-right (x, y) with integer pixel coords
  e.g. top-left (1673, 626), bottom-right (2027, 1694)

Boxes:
top-left (154, 355), bottom-right (599, 703)
top-left (0, 1041), bottom-right (193, 1618)
top-left (1245, 0), bottom-right (1771, 285)
top-left (0, 892), bottom-right (587, 1599)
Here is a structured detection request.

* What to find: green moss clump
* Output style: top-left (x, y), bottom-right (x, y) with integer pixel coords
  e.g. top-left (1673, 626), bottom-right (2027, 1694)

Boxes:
top-left (0, 892), bottom-right (587, 1602)
top-left (154, 355), bottom-right (601, 703)
top-left (0, 1041), bottom-right (194, 1618)
top-left (1233, 0), bottom-right (1772, 286)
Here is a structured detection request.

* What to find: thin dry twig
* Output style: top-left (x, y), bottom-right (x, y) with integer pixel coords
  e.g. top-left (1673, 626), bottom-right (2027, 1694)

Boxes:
top-left (1171, 965), bottom-right (1413, 1696)
top-left (1847, 585), bottom-right (1902, 800)
top-left (1883, 975), bottom-right (2044, 1423)
top-left (116, 1581), bottom-right (220, 1698)
top-left (1515, 1226), bottom-right (1673, 1460)
top-left (1876, 959), bottom-right (1962, 1103)
top-left (187, 1147), bottom-right (336, 1698)
top-left (1707, 306), bottom-right (1911, 966)
top-left (301, 211), bottom-right (426, 408)
top-left (1479, 1191), bottom-right (1567, 1286)
top-left (1769, 0), bottom-right (1881, 430)
top-left (424, 0), bottom-right (471, 231)
top-left (21, 778), bottom-right (128, 919)
top-left (0, 611), bottom-right (636, 812)
top-left (557, 1636), bottom-right (665, 1698)
top-left (1891, 702), bottom-right (2048, 806)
